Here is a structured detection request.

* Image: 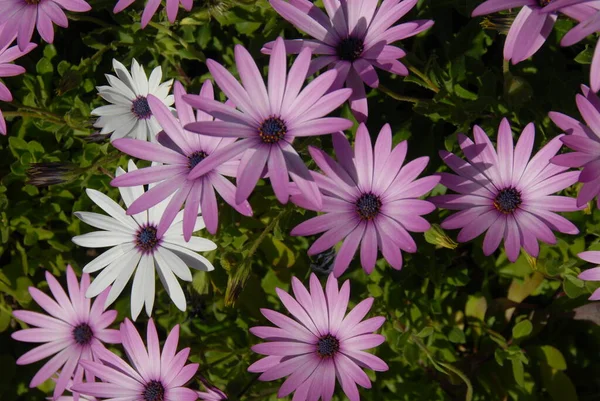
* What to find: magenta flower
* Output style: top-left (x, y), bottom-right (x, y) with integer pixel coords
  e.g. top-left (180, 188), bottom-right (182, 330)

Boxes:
top-left (113, 0), bottom-right (192, 28)
top-left (0, 0), bottom-right (91, 51)
top-left (578, 251), bottom-right (600, 300)
top-left (550, 86), bottom-right (600, 208)
top-left (471, 0), bottom-right (596, 65)
top-left (248, 273), bottom-right (388, 401)
top-left (183, 37), bottom-right (353, 209)
top-left (111, 80), bottom-right (252, 238)
top-left (263, 0), bottom-right (433, 122)
top-left (11, 265), bottom-right (121, 399)
top-left (433, 118), bottom-right (581, 262)
top-left (0, 40), bottom-right (36, 135)
top-left (291, 123), bottom-right (439, 276)
top-left (72, 319), bottom-right (199, 401)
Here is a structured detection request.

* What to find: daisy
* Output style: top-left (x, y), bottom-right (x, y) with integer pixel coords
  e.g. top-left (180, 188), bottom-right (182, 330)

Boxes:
top-left (72, 160), bottom-right (216, 320)
top-left (550, 85), bottom-right (600, 207)
top-left (471, 0), bottom-right (598, 65)
top-left (111, 80), bottom-right (252, 239)
top-left (11, 265), bottom-right (121, 399)
top-left (0, 40), bottom-right (37, 135)
top-left (248, 273), bottom-right (388, 401)
top-left (0, 0), bottom-right (91, 51)
top-left (196, 378), bottom-right (227, 401)
top-left (291, 123), bottom-right (439, 276)
top-left (432, 118), bottom-right (581, 262)
top-left (577, 251), bottom-right (600, 300)
top-left (92, 59), bottom-right (174, 142)
top-left (183, 37), bottom-right (353, 209)
top-left (72, 319), bottom-right (200, 401)
top-left (263, 0), bottom-right (433, 122)
top-left (113, 0), bottom-right (193, 28)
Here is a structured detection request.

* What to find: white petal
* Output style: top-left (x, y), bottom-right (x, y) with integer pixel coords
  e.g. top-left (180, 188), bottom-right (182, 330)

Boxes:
top-left (131, 253), bottom-right (152, 320)
top-left (148, 66), bottom-right (163, 93)
top-left (74, 211), bottom-right (134, 234)
top-left (115, 163), bottom-right (146, 225)
top-left (72, 231), bottom-right (134, 248)
top-left (82, 243), bottom-right (136, 274)
top-left (104, 255), bottom-right (139, 309)
top-left (154, 254), bottom-right (187, 311)
top-left (165, 216), bottom-right (205, 236)
top-left (86, 249), bottom-right (141, 298)
top-left (144, 256), bottom-right (156, 316)
top-left (154, 246), bottom-right (192, 282)
top-left (91, 104), bottom-right (131, 116)
top-left (86, 188), bottom-right (138, 229)
top-left (161, 242), bottom-right (215, 272)
top-left (131, 59), bottom-right (149, 95)
top-left (105, 74), bottom-right (136, 100)
top-left (162, 235), bottom-right (216, 252)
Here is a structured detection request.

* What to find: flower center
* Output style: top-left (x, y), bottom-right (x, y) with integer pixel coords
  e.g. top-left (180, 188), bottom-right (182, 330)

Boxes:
top-left (136, 225), bottom-right (159, 253)
top-left (188, 150), bottom-right (208, 169)
top-left (24, 0), bottom-right (41, 4)
top-left (316, 334), bottom-right (340, 358)
top-left (356, 193), bottom-right (382, 220)
top-left (538, 0), bottom-right (551, 6)
top-left (337, 37), bottom-right (364, 62)
top-left (143, 380), bottom-right (165, 401)
top-left (259, 116), bottom-right (287, 144)
top-left (493, 187), bottom-right (522, 214)
top-left (72, 323), bottom-right (94, 346)
top-left (131, 96), bottom-right (152, 120)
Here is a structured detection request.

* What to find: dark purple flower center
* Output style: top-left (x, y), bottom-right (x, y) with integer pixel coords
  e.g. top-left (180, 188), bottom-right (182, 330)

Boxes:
top-left (72, 323), bottom-right (94, 346)
top-left (538, 0), bottom-right (551, 6)
top-left (259, 116), bottom-right (287, 144)
top-left (143, 380), bottom-right (165, 401)
top-left (131, 96), bottom-right (152, 120)
top-left (136, 225), bottom-right (160, 253)
top-left (25, 0), bottom-right (41, 4)
top-left (188, 150), bottom-right (208, 169)
top-left (317, 334), bottom-right (340, 358)
top-left (337, 37), bottom-right (364, 62)
top-left (356, 192), bottom-right (382, 220)
top-left (494, 187), bottom-right (522, 214)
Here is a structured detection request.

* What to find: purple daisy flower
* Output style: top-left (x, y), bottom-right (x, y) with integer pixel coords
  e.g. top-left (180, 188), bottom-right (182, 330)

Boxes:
top-left (113, 0), bottom-right (193, 28)
top-left (196, 378), bottom-right (227, 401)
top-left (290, 123), bottom-right (439, 276)
top-left (11, 265), bottom-right (121, 399)
top-left (248, 273), bottom-right (388, 401)
top-left (433, 118), bottom-right (581, 262)
top-left (111, 80), bottom-right (252, 238)
top-left (263, 0), bottom-right (433, 122)
top-left (182, 36), bottom-right (353, 209)
top-left (578, 251), bottom-right (600, 300)
top-left (550, 85), bottom-right (600, 207)
top-left (0, 0), bottom-right (91, 51)
top-left (72, 319), bottom-right (199, 401)
top-left (0, 40), bottom-right (36, 135)
top-left (471, 0), bottom-right (597, 65)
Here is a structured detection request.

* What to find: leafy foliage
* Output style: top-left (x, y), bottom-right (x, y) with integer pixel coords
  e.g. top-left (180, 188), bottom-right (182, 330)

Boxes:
top-left (1, 0), bottom-right (600, 400)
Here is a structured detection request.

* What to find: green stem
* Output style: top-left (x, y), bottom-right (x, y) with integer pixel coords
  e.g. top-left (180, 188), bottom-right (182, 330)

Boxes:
top-left (8, 101), bottom-right (64, 121)
top-left (67, 14), bottom-right (112, 28)
top-left (378, 84), bottom-right (429, 103)
top-left (2, 111), bottom-right (64, 126)
top-left (405, 62), bottom-right (439, 93)
top-left (237, 375), bottom-right (259, 400)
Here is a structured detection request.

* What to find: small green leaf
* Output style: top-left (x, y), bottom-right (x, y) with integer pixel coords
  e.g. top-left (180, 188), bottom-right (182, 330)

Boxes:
top-left (512, 320), bottom-right (533, 340)
top-left (448, 327), bottom-right (466, 344)
top-left (417, 327), bottom-right (434, 338)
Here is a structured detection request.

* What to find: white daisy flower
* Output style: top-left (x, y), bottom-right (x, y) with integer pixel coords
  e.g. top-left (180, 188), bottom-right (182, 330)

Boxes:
top-left (72, 160), bottom-right (216, 320)
top-left (92, 59), bottom-right (174, 142)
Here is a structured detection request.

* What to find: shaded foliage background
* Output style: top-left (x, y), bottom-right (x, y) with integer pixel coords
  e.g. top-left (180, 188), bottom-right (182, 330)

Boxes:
top-left (1, 0), bottom-right (600, 400)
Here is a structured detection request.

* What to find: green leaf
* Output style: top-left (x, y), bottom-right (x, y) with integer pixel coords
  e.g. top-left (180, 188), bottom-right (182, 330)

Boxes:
top-left (538, 345), bottom-right (567, 371)
top-left (448, 327), bottom-right (466, 344)
top-left (416, 327), bottom-right (434, 338)
top-left (511, 359), bottom-right (525, 387)
top-left (512, 320), bottom-right (533, 340)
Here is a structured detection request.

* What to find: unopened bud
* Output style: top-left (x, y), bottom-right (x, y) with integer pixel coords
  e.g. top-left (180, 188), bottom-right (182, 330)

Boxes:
top-left (26, 162), bottom-right (81, 187)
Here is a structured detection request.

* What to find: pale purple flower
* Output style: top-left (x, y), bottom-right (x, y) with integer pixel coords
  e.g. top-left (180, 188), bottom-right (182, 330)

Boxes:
top-left (471, 0), bottom-right (598, 65)
top-left (72, 319), bottom-right (199, 401)
top-left (111, 80), bottom-right (252, 238)
top-left (263, 0), bottom-right (433, 122)
top-left (433, 118), bottom-right (581, 262)
top-left (248, 273), bottom-right (388, 401)
top-left (11, 265), bottom-right (121, 399)
top-left (0, 40), bottom-right (36, 135)
top-left (113, 0), bottom-right (192, 28)
top-left (0, 0), bottom-right (91, 51)
top-left (578, 251), bottom-right (600, 300)
top-left (550, 85), bottom-right (600, 207)
top-left (291, 123), bottom-right (439, 276)
top-left (183, 36), bottom-right (353, 209)
top-left (196, 379), bottom-right (227, 401)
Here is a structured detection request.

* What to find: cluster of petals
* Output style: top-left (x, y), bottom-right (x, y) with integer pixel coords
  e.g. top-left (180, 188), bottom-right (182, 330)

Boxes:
top-left (248, 273), bottom-right (388, 401)
top-left (433, 118), bottom-right (581, 262)
top-left (264, 0), bottom-right (433, 122)
top-left (92, 59), bottom-right (174, 142)
top-left (113, 0), bottom-right (193, 28)
top-left (471, 0), bottom-right (600, 66)
top-left (0, 0), bottom-right (91, 51)
top-left (111, 80), bottom-right (252, 238)
top-left (184, 37), bottom-right (353, 209)
top-left (72, 161), bottom-right (216, 319)
top-left (11, 266), bottom-right (121, 399)
top-left (577, 250), bottom-right (600, 300)
top-left (72, 319), bottom-right (199, 401)
top-left (0, 39), bottom-right (36, 135)
top-left (291, 123), bottom-right (438, 276)
top-left (550, 85), bottom-right (600, 207)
